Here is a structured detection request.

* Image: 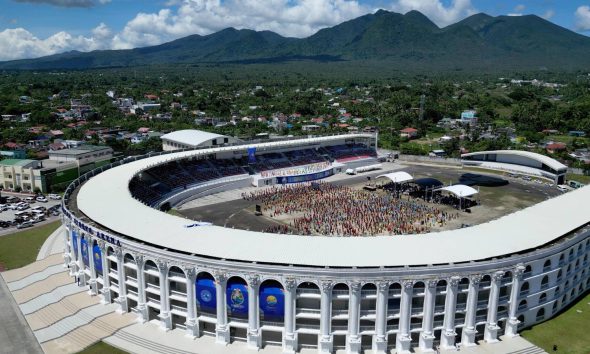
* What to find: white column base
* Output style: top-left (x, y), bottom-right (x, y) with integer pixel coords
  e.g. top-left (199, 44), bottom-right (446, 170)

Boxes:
top-left (484, 324), bottom-right (500, 343)
top-left (159, 311), bottom-right (172, 331)
top-left (318, 335), bottom-right (332, 354)
top-left (68, 262), bottom-right (77, 277)
top-left (419, 332), bottom-right (435, 352)
top-left (116, 296), bottom-right (128, 313)
top-left (461, 328), bottom-right (478, 347)
top-left (100, 288), bottom-right (111, 304)
top-left (78, 270), bottom-right (87, 286)
top-left (372, 335), bottom-right (388, 354)
top-left (283, 332), bottom-right (297, 354)
top-left (504, 318), bottom-right (520, 337)
top-left (88, 279), bottom-right (98, 296)
top-left (216, 325), bottom-right (230, 345)
top-left (136, 303), bottom-right (149, 323)
top-left (247, 329), bottom-right (261, 350)
top-left (185, 318), bottom-right (200, 339)
top-left (395, 334), bottom-right (412, 354)
top-left (440, 330), bottom-right (457, 349)
top-left (347, 335), bottom-right (361, 354)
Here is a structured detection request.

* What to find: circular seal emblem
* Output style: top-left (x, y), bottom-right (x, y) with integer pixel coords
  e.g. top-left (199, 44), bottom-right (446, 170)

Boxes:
top-left (231, 288), bottom-right (244, 306)
top-left (94, 252), bottom-right (100, 261)
top-left (200, 289), bottom-right (212, 303)
top-left (266, 295), bottom-right (277, 307)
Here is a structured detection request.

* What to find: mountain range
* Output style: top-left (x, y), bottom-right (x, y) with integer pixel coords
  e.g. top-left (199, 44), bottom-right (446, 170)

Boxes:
top-left (2, 10), bottom-right (590, 71)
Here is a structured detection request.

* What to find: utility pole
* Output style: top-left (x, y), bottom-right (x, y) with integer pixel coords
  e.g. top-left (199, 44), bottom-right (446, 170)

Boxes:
top-left (419, 94), bottom-right (426, 121)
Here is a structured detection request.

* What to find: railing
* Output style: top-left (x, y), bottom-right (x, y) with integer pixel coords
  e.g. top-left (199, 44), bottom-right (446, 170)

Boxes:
top-left (171, 304), bottom-right (187, 313)
top-left (543, 266), bottom-right (551, 273)
top-left (520, 289), bottom-right (530, 297)
top-left (479, 281), bottom-right (491, 288)
top-left (411, 307), bottom-right (424, 315)
top-left (170, 289), bottom-right (187, 298)
top-left (332, 290), bottom-right (349, 295)
top-left (296, 288), bottom-right (320, 295)
top-left (410, 322), bottom-right (422, 330)
top-left (435, 286), bottom-right (447, 293)
top-left (433, 320), bottom-right (444, 327)
top-left (361, 290), bottom-right (377, 296)
top-left (434, 305), bottom-right (445, 313)
top-left (540, 283), bottom-right (549, 290)
top-left (501, 277), bottom-right (512, 285)
top-left (518, 304), bottom-right (527, 311)
top-left (499, 295), bottom-right (509, 303)
top-left (475, 315), bottom-right (487, 322)
top-left (298, 308), bottom-right (320, 314)
top-left (386, 324), bottom-right (399, 331)
top-left (413, 288), bottom-right (425, 295)
top-left (297, 323), bottom-right (319, 330)
top-left (455, 303), bottom-right (466, 312)
top-left (332, 309), bottom-right (349, 315)
top-left (261, 321), bottom-right (284, 327)
top-left (497, 310), bottom-right (509, 319)
top-left (536, 315), bottom-right (545, 322)
top-left (360, 325), bottom-right (375, 332)
top-left (389, 289), bottom-right (401, 296)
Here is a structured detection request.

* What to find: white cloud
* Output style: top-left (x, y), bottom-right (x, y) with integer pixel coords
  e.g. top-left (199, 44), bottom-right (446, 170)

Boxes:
top-left (576, 5), bottom-right (590, 31)
top-left (0, 0), bottom-right (482, 61)
top-left (514, 4), bottom-right (525, 12)
top-left (542, 9), bottom-right (554, 20)
top-left (0, 23), bottom-right (113, 60)
top-left (507, 13), bottom-right (523, 17)
top-left (389, 0), bottom-right (477, 27)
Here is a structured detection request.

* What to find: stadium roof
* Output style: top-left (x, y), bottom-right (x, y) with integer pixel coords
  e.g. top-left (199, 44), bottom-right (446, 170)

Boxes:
top-left (461, 150), bottom-right (567, 172)
top-left (436, 185), bottom-right (478, 198)
top-left (76, 136), bottom-right (590, 267)
top-left (376, 171), bottom-right (413, 183)
top-left (160, 129), bottom-right (229, 147)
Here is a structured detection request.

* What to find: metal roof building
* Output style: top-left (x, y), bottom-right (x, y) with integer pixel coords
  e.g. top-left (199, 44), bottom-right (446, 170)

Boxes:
top-left (161, 129), bottom-right (241, 151)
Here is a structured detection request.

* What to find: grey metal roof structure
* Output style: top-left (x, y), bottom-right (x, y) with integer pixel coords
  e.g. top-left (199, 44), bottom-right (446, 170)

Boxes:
top-left (461, 150), bottom-right (567, 172)
top-left (76, 136), bottom-right (589, 267)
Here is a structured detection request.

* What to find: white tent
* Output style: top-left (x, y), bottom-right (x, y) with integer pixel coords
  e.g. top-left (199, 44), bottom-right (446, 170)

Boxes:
top-left (376, 171), bottom-right (414, 184)
top-left (435, 184), bottom-right (478, 198)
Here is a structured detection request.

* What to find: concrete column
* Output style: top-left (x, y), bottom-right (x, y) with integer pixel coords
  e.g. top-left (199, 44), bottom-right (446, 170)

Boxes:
top-left (319, 280), bottom-right (333, 354)
top-left (372, 281), bottom-right (389, 354)
top-left (157, 260), bottom-right (171, 331)
top-left (283, 278), bottom-right (297, 354)
top-left (461, 275), bottom-right (482, 346)
top-left (87, 237), bottom-right (98, 296)
top-left (215, 272), bottom-right (229, 345)
top-left (347, 282), bottom-right (361, 354)
top-left (97, 241), bottom-right (111, 304)
top-left (69, 226), bottom-right (78, 276)
top-left (185, 267), bottom-right (199, 338)
top-left (440, 276), bottom-right (460, 349)
top-left (484, 271), bottom-right (504, 343)
top-left (505, 265), bottom-right (526, 337)
top-left (76, 232), bottom-right (86, 286)
top-left (134, 253), bottom-right (148, 322)
top-left (396, 280), bottom-right (413, 353)
top-left (63, 224), bottom-right (72, 269)
top-left (115, 247), bottom-right (128, 313)
top-left (246, 274), bottom-right (260, 350)
top-left (419, 280), bottom-right (437, 352)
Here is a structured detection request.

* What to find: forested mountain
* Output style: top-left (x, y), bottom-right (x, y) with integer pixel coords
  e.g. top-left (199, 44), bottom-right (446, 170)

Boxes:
top-left (2, 10), bottom-right (590, 71)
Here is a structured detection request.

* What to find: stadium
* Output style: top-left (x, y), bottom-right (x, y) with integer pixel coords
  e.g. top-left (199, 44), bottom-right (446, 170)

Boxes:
top-left (61, 133), bottom-right (590, 354)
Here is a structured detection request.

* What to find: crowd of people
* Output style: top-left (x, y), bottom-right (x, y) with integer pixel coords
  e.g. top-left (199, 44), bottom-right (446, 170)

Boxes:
top-left (242, 182), bottom-right (459, 236)
top-left (259, 162), bottom-right (332, 178)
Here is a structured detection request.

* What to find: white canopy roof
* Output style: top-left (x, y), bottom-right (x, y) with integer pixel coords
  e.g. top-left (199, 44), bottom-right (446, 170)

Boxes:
top-left (436, 184), bottom-right (478, 197)
top-left (376, 171), bottom-right (413, 183)
top-left (161, 129), bottom-right (228, 147)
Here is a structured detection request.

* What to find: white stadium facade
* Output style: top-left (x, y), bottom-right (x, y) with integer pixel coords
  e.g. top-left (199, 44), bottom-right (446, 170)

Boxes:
top-left (60, 133), bottom-right (589, 354)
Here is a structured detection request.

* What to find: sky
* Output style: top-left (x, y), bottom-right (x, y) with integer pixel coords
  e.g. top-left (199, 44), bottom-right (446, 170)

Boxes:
top-left (0, 0), bottom-right (589, 61)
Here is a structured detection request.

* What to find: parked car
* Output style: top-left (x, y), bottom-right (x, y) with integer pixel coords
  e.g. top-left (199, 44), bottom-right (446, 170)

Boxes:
top-left (17, 203), bottom-right (30, 211)
top-left (48, 194), bottom-right (61, 200)
top-left (0, 221), bottom-right (10, 228)
top-left (32, 215), bottom-right (45, 223)
top-left (16, 221), bottom-right (33, 229)
top-left (0, 204), bottom-right (7, 212)
top-left (7, 203), bottom-right (19, 210)
top-left (24, 196), bottom-right (35, 204)
top-left (36, 196), bottom-right (48, 203)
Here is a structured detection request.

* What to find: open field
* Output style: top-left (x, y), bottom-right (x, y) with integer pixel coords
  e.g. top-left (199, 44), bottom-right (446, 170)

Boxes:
top-left (521, 292), bottom-right (590, 354)
top-left (0, 221), bottom-right (60, 270)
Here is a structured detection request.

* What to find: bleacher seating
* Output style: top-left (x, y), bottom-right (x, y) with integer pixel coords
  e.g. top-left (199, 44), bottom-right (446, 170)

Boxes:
top-left (129, 144), bottom-right (376, 206)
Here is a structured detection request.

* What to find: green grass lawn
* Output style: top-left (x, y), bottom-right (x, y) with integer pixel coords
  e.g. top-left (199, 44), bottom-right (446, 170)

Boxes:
top-left (566, 173), bottom-right (590, 185)
top-left (521, 292), bottom-right (590, 354)
top-left (0, 221), bottom-right (61, 270)
top-left (77, 341), bottom-right (127, 354)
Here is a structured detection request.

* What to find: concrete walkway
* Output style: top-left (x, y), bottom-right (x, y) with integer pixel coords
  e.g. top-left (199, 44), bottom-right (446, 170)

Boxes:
top-left (37, 225), bottom-right (65, 261)
top-left (1, 253), bottom-right (135, 354)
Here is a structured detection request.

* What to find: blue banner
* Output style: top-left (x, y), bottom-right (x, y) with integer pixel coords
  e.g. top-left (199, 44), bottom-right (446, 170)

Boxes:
top-left (226, 282), bottom-right (248, 315)
top-left (275, 169), bottom-right (334, 184)
top-left (81, 237), bottom-right (89, 267)
top-left (93, 244), bottom-right (102, 274)
top-left (196, 278), bottom-right (216, 312)
top-left (72, 231), bottom-right (78, 257)
top-left (247, 147), bottom-right (256, 163)
top-left (259, 285), bottom-right (284, 320)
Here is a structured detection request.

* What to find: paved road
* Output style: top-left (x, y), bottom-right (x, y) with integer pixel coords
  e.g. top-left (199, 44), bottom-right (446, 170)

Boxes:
top-left (0, 273), bottom-right (43, 354)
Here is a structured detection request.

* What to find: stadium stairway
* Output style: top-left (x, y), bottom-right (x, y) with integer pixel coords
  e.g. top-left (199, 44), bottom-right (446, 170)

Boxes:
top-left (506, 346), bottom-right (548, 354)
